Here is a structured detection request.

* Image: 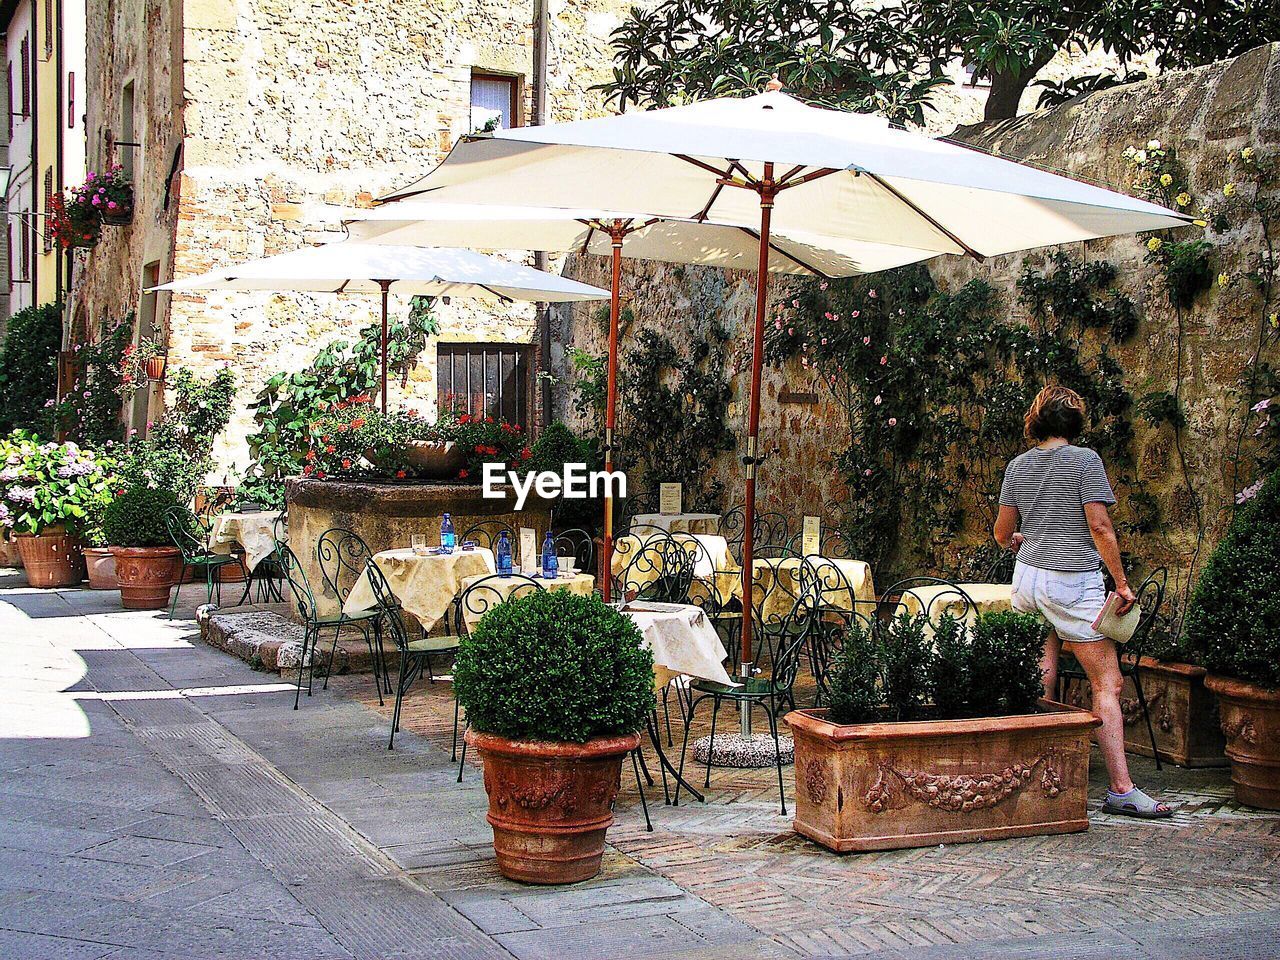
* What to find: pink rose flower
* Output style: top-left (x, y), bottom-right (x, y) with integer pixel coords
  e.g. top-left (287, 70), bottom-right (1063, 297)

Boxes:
top-left (888, 417), bottom-right (897, 426)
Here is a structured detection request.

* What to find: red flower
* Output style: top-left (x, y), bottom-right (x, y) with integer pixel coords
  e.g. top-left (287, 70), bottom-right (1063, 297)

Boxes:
top-left (458, 414), bottom-right (471, 424)
top-left (474, 444), bottom-right (485, 453)
top-left (395, 469), bottom-right (407, 479)
top-left (349, 417), bottom-right (366, 429)
top-left (458, 469), bottom-right (469, 479)
top-left (305, 450), bottom-right (317, 461)
top-left (337, 423), bottom-right (348, 432)
top-left (303, 465), bottom-right (314, 476)
top-left (521, 447), bottom-right (531, 460)
top-left (485, 416), bottom-right (494, 424)
top-left (341, 458), bottom-right (352, 469)
top-left (325, 445), bottom-right (336, 453)
top-left (316, 470), bottom-right (327, 479)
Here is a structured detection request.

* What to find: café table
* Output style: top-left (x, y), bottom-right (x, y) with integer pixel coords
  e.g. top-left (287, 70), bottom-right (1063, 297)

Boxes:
top-left (612, 532), bottom-right (740, 606)
top-left (623, 600), bottom-right (737, 803)
top-left (751, 555), bottom-right (875, 621)
top-left (631, 512), bottom-right (721, 536)
top-left (210, 509), bottom-right (283, 572)
top-left (343, 547), bottom-right (495, 633)
top-left (896, 581), bottom-right (1013, 632)
top-left (457, 571), bottom-right (596, 630)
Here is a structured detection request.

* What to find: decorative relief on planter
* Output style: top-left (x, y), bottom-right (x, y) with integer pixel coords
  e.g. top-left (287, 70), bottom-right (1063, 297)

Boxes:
top-left (861, 753), bottom-right (1064, 814)
top-left (1221, 714), bottom-right (1258, 745)
top-left (802, 758), bottom-right (828, 804)
top-left (492, 777), bottom-right (576, 813)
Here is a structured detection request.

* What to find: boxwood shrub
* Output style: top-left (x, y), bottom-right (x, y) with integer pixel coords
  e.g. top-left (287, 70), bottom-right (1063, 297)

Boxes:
top-left (102, 486), bottom-right (182, 548)
top-left (1184, 470), bottom-right (1280, 688)
top-left (453, 590), bottom-right (656, 743)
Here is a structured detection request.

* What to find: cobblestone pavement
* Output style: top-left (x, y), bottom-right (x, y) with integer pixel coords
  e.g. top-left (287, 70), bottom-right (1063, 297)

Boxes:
top-left (3, 577), bottom-right (1279, 959)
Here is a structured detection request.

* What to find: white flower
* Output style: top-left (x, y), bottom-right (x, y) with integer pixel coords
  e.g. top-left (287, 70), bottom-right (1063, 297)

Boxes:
top-left (1147, 139), bottom-right (1161, 151)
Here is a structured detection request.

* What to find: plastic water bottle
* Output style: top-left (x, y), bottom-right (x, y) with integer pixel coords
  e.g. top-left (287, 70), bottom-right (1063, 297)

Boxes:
top-left (440, 513), bottom-right (455, 553)
top-left (496, 530), bottom-right (513, 576)
top-left (541, 532), bottom-right (559, 580)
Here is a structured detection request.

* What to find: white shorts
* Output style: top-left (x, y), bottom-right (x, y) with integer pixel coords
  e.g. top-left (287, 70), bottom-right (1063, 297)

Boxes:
top-left (1010, 561), bottom-right (1107, 643)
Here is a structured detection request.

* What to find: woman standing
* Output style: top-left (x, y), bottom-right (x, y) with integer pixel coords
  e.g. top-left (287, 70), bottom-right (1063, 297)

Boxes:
top-left (994, 385), bottom-right (1172, 819)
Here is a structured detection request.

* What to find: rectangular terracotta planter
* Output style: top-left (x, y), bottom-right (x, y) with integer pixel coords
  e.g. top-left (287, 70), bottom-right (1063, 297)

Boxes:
top-left (785, 701), bottom-right (1100, 853)
top-left (1062, 657), bottom-right (1227, 768)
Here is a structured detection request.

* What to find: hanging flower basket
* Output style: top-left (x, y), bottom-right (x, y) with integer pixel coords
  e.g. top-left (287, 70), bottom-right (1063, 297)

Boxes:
top-left (120, 336), bottom-right (168, 390)
top-left (144, 354), bottom-right (168, 381)
top-left (48, 193), bottom-right (101, 250)
top-left (93, 167), bottom-right (135, 226)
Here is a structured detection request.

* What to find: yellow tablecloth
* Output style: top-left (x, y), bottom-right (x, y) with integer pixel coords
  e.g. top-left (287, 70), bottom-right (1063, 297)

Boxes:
top-left (343, 547), bottom-right (494, 632)
top-left (612, 532), bottom-right (739, 606)
top-left (896, 582), bottom-right (1013, 631)
top-left (210, 511), bottom-right (284, 571)
top-left (631, 512), bottom-right (721, 535)
top-left (457, 572), bottom-right (595, 631)
top-left (751, 556), bottom-right (875, 622)
top-left (623, 601), bottom-right (736, 691)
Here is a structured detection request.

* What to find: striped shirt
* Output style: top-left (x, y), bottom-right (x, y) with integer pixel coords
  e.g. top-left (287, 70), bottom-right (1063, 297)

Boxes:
top-left (998, 444), bottom-right (1116, 572)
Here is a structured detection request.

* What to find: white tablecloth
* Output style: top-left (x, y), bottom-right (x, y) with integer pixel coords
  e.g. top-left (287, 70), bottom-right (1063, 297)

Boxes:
top-left (751, 555), bottom-right (875, 620)
top-left (623, 601), bottom-right (736, 691)
top-left (210, 511), bottom-right (284, 571)
top-left (457, 572), bottom-right (595, 631)
top-left (344, 547), bottom-right (495, 632)
top-left (631, 512), bottom-right (721, 535)
top-left (897, 582), bottom-right (1013, 630)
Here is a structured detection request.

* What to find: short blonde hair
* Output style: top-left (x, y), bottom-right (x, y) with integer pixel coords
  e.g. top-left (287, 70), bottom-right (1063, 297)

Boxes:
top-left (1024, 385), bottom-right (1086, 444)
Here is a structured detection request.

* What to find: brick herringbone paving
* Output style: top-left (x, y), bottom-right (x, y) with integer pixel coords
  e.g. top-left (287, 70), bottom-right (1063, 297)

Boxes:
top-left (339, 663), bottom-right (1280, 959)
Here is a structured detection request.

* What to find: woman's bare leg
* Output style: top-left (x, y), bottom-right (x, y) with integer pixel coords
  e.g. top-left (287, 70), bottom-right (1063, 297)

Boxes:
top-left (1040, 630), bottom-right (1062, 700)
top-left (1065, 638), bottom-right (1135, 795)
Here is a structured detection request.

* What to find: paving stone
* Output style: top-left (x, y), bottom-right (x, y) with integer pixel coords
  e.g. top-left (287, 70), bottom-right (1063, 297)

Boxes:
top-left (0, 927), bottom-right (116, 960)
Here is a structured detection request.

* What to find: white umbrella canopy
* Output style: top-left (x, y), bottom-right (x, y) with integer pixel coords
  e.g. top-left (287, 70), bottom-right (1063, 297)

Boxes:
top-left (154, 242), bottom-right (609, 411)
top-left (382, 90), bottom-right (1194, 256)
top-left (345, 202), bottom-right (946, 277)
top-left (375, 87), bottom-right (1195, 707)
top-left (154, 242), bottom-right (610, 301)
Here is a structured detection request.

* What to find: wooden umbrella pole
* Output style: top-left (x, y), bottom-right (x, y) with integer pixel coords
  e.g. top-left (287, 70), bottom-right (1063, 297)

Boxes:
top-left (602, 224), bottom-right (626, 602)
top-left (740, 164), bottom-right (776, 735)
top-left (378, 280), bottom-right (392, 412)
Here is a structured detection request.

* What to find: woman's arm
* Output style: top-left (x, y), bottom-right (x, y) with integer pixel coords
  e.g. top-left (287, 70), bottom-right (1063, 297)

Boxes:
top-left (993, 505), bottom-right (1020, 550)
top-left (1084, 502), bottom-right (1136, 612)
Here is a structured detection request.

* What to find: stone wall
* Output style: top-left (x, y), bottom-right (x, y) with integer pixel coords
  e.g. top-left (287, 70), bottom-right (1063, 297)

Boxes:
top-left (554, 44), bottom-right (1280, 594)
top-left (74, 0), bottom-right (629, 478)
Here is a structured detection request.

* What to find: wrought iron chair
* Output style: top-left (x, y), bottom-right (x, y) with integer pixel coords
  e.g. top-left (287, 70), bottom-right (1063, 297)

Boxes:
top-left (676, 593), bottom-right (813, 816)
top-left (316, 528), bottom-right (385, 701)
top-left (880, 576), bottom-right (978, 624)
top-left (551, 527), bottom-right (595, 579)
top-left (274, 541), bottom-right (382, 710)
top-left (164, 506), bottom-right (248, 619)
top-left (719, 505), bottom-right (790, 564)
top-left (612, 531), bottom-right (694, 603)
top-left (1057, 568), bottom-right (1167, 769)
top-left (984, 548), bottom-right (1017, 584)
top-left (801, 556), bottom-right (880, 706)
top-left (457, 520), bottom-right (512, 551)
top-left (366, 560), bottom-right (468, 751)
top-left (617, 491), bottom-right (656, 531)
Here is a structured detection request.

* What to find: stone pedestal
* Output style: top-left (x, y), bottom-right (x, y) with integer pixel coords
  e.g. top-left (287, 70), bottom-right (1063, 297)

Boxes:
top-left (285, 478), bottom-right (554, 617)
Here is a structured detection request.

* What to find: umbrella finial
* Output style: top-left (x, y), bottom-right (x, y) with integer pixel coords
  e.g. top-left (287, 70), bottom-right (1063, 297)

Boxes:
top-left (765, 75), bottom-right (784, 92)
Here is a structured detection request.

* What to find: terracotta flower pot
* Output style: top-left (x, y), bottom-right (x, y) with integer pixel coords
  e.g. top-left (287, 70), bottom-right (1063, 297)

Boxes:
top-left (101, 205), bottom-right (133, 226)
top-left (785, 701), bottom-right (1100, 853)
top-left (1204, 674), bottom-right (1280, 810)
top-left (110, 546), bottom-right (181, 610)
top-left (468, 729), bottom-right (641, 884)
top-left (83, 546), bottom-right (119, 590)
top-left (144, 355), bottom-right (167, 381)
top-left (0, 533), bottom-right (23, 569)
top-left (14, 527), bottom-right (82, 588)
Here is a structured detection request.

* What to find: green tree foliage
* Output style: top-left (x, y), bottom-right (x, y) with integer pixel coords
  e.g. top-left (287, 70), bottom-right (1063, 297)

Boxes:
top-left (1184, 470), bottom-right (1280, 688)
top-left (0, 303), bottom-right (62, 434)
top-left (453, 591), bottom-right (657, 742)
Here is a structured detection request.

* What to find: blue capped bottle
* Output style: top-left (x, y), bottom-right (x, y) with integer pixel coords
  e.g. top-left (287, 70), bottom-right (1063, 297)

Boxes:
top-left (440, 513), bottom-right (455, 553)
top-left (495, 529), bottom-right (513, 576)
top-left (541, 532), bottom-right (558, 580)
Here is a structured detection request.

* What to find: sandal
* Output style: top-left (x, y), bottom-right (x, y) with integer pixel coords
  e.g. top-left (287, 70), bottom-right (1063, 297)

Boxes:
top-left (1102, 787), bottom-right (1174, 819)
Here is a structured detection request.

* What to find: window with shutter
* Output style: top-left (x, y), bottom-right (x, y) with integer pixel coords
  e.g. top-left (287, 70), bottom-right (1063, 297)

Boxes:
top-left (20, 36), bottom-right (29, 117)
top-left (44, 0), bottom-right (53, 58)
top-left (19, 216), bottom-right (31, 281)
top-left (437, 342), bottom-right (531, 427)
top-left (6, 63), bottom-right (12, 138)
top-left (42, 168), bottom-right (54, 252)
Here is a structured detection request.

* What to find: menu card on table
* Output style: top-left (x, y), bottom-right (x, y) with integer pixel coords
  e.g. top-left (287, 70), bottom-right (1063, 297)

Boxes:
top-left (519, 527), bottom-right (538, 575)
top-left (659, 483), bottom-right (683, 515)
top-left (802, 515), bottom-right (821, 555)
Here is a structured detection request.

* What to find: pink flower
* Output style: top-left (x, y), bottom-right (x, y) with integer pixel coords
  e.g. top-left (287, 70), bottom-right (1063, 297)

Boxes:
top-left (129, 428), bottom-right (138, 436)
top-left (774, 319), bottom-right (782, 330)
top-left (880, 355), bottom-right (888, 366)
top-left (82, 391), bottom-right (90, 398)
top-left (819, 281), bottom-right (829, 290)
top-left (791, 299), bottom-right (799, 308)
top-left (888, 417), bottom-right (897, 426)
top-left (864, 468), bottom-right (872, 476)
top-left (820, 337), bottom-right (828, 345)
top-left (91, 195), bottom-right (101, 206)
top-left (106, 201), bottom-right (118, 211)
top-left (851, 310), bottom-right (859, 318)
top-left (874, 395), bottom-right (882, 405)
top-left (787, 328), bottom-right (794, 336)
top-left (862, 336), bottom-right (871, 346)
top-left (868, 289), bottom-right (877, 298)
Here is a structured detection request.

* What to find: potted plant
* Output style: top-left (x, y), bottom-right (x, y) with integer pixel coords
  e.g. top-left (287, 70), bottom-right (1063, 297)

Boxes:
top-left (120, 336), bottom-right (168, 390)
top-left (48, 192), bottom-right (101, 249)
top-left (0, 432), bottom-right (115, 587)
top-left (787, 610), bottom-right (1100, 853)
top-left (454, 590), bottom-right (656, 884)
top-left (103, 486), bottom-right (183, 609)
top-left (87, 165), bottom-right (134, 226)
top-left (1185, 470), bottom-right (1280, 809)
top-left (80, 492), bottom-right (118, 590)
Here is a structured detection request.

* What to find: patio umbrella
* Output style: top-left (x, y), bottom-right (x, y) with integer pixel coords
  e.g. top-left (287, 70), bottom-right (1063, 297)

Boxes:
top-left (345, 202), bottom-right (945, 600)
top-left (154, 242), bottom-right (610, 411)
top-left (375, 85), bottom-right (1195, 723)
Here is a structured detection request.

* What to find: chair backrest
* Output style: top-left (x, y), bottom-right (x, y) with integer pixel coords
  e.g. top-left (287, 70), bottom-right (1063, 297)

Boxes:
top-left (614, 531), bottom-right (692, 603)
top-left (618, 491), bottom-right (655, 530)
top-left (364, 560), bottom-right (412, 654)
top-left (671, 533), bottom-right (729, 612)
top-left (316, 527), bottom-right (372, 605)
top-left (551, 527), bottom-right (595, 575)
top-left (797, 556), bottom-right (877, 702)
top-left (984, 549), bottom-right (1017, 584)
top-left (881, 576), bottom-right (977, 627)
top-left (719, 505), bottom-right (790, 562)
top-left (164, 506), bottom-right (209, 561)
top-left (459, 519), bottom-right (512, 551)
top-left (1127, 567), bottom-right (1168, 655)
top-left (767, 603), bottom-right (817, 697)
top-left (275, 541), bottom-right (318, 625)
top-left (452, 572), bottom-right (544, 636)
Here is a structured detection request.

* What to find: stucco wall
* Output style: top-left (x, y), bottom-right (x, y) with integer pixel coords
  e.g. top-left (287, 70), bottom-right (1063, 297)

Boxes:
top-left (555, 44), bottom-right (1280, 592)
top-left (74, 0), bottom-right (629, 478)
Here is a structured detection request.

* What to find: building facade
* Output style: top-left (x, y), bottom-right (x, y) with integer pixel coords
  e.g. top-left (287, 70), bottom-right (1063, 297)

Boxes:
top-left (2, 0), bottom-right (86, 329)
top-left (72, 0), bottom-right (629, 480)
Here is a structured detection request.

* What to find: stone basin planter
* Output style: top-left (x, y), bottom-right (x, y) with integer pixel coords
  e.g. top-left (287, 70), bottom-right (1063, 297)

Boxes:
top-left (469, 729), bottom-right (640, 884)
top-left (1062, 657), bottom-right (1226, 767)
top-left (1204, 674), bottom-right (1280, 810)
top-left (785, 701), bottom-right (1100, 853)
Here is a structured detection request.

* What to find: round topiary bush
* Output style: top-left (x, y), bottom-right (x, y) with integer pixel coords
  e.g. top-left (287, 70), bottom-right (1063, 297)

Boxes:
top-left (1184, 470), bottom-right (1280, 688)
top-left (453, 590), bottom-right (656, 743)
top-left (102, 486), bottom-right (181, 548)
